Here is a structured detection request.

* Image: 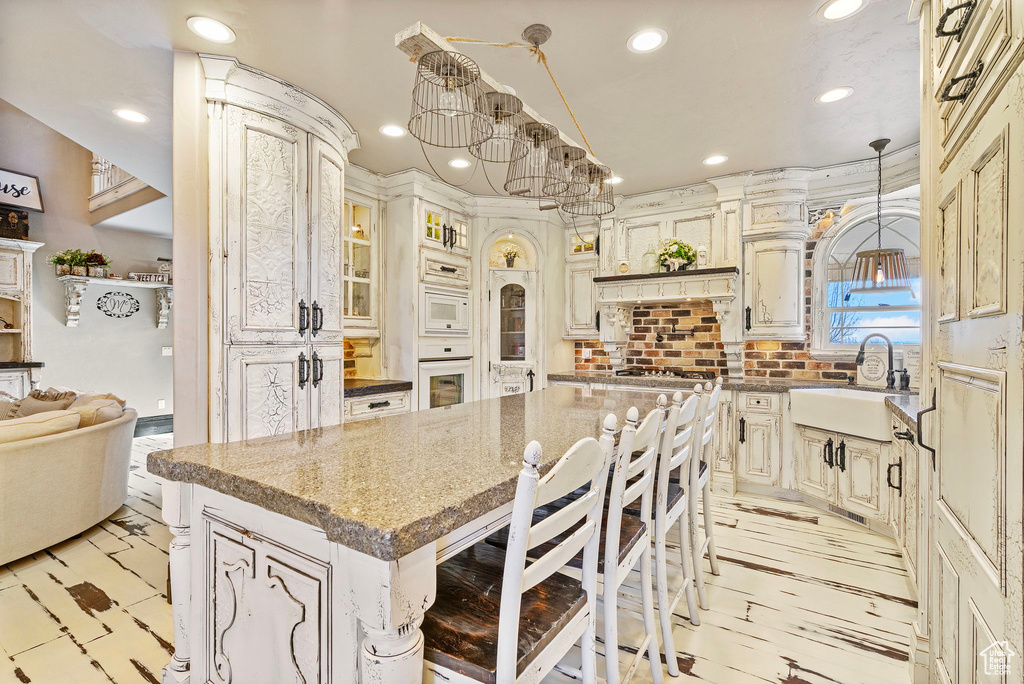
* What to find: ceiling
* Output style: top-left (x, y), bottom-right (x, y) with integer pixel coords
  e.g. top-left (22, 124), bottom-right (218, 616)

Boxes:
top-left (0, 0), bottom-right (921, 203)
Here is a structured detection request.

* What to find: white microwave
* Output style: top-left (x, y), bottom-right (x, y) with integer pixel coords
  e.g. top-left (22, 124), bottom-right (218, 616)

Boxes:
top-left (420, 285), bottom-right (470, 336)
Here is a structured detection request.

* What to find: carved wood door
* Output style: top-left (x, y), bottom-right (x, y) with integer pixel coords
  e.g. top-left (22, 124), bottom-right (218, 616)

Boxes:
top-left (309, 136), bottom-right (346, 344)
top-left (226, 346), bottom-right (310, 441)
top-left (225, 106), bottom-right (309, 345)
top-left (928, 36), bottom-right (1024, 682)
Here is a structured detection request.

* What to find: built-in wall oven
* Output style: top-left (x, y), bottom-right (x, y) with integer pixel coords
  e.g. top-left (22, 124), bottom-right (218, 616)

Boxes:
top-left (418, 341), bottom-right (474, 410)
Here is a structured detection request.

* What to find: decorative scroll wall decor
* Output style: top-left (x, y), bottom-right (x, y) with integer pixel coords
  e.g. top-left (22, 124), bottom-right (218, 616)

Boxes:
top-left (97, 291), bottom-right (140, 319)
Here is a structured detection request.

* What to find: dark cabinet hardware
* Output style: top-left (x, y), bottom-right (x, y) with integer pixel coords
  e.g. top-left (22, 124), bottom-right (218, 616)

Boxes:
top-left (745, 306), bottom-right (752, 331)
top-left (527, 369), bottom-right (536, 392)
top-left (935, 0), bottom-right (976, 40)
top-left (824, 437), bottom-right (834, 468)
top-left (941, 59), bottom-right (983, 102)
top-left (887, 460), bottom-right (903, 494)
top-left (595, 310), bottom-right (600, 331)
top-left (917, 388), bottom-right (937, 470)
top-left (441, 224), bottom-right (450, 249)
top-left (368, 400), bottom-right (391, 410)
top-left (311, 351), bottom-right (323, 388)
top-left (439, 265), bottom-right (457, 274)
top-left (894, 429), bottom-right (915, 444)
top-left (298, 352), bottom-right (309, 390)
top-left (837, 440), bottom-right (847, 472)
top-left (298, 299), bottom-right (309, 334)
top-left (738, 417), bottom-right (746, 444)
top-left (311, 301), bottom-right (322, 336)
top-left (594, 235), bottom-right (600, 256)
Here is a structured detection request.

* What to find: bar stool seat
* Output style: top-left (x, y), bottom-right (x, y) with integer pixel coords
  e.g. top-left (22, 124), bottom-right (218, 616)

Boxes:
top-left (423, 542), bottom-right (587, 684)
top-left (622, 461), bottom-right (707, 519)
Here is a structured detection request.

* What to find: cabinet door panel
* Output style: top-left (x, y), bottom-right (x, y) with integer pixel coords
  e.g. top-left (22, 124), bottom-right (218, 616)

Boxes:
top-left (837, 436), bottom-right (885, 521)
top-left (796, 427), bottom-right (834, 502)
top-left (736, 412), bottom-right (780, 487)
top-left (226, 346), bottom-right (309, 441)
top-left (310, 137), bottom-right (346, 343)
top-left (565, 261), bottom-right (598, 337)
top-left (311, 345), bottom-right (345, 429)
top-left (902, 443), bottom-right (919, 584)
top-left (226, 106), bottom-right (309, 344)
top-left (743, 239), bottom-right (804, 339)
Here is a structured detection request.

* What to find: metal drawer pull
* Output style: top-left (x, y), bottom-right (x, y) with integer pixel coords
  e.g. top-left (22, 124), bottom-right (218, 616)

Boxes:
top-left (886, 460), bottom-right (903, 494)
top-left (311, 301), bottom-right (322, 336)
top-left (311, 351), bottom-right (323, 389)
top-left (837, 440), bottom-right (847, 472)
top-left (935, 0), bottom-right (976, 40)
top-left (894, 429), bottom-right (915, 443)
top-left (823, 437), bottom-right (834, 468)
top-left (917, 388), bottom-right (937, 470)
top-left (439, 265), bottom-right (457, 274)
top-left (368, 400), bottom-right (391, 410)
top-left (941, 60), bottom-right (983, 102)
top-left (738, 417), bottom-right (746, 443)
top-left (298, 352), bottom-right (309, 390)
top-left (298, 299), bottom-right (309, 334)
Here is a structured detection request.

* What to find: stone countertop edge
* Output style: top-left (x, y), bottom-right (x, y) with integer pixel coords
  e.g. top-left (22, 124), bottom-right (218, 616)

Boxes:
top-left (146, 451), bottom-right (522, 562)
top-left (547, 371), bottom-right (918, 395)
top-left (343, 378), bottom-right (413, 398)
top-left (885, 394), bottom-right (921, 429)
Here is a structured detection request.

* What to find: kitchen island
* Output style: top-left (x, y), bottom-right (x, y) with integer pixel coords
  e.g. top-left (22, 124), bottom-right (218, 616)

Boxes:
top-left (148, 386), bottom-right (666, 684)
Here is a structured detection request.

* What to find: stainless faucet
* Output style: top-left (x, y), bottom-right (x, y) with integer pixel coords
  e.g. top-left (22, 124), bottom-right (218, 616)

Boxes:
top-left (855, 333), bottom-right (896, 389)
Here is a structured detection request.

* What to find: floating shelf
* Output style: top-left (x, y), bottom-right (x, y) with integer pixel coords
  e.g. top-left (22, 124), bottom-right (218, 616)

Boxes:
top-left (57, 276), bottom-right (173, 329)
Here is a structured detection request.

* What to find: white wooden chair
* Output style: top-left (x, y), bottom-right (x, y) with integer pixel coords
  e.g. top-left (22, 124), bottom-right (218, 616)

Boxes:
top-left (422, 416), bottom-right (615, 684)
top-left (689, 378), bottom-right (723, 610)
top-left (645, 386), bottom-right (704, 676)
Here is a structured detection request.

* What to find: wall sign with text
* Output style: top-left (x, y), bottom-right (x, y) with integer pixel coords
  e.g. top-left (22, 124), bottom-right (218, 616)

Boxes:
top-left (97, 291), bottom-right (140, 319)
top-left (0, 168), bottom-right (43, 213)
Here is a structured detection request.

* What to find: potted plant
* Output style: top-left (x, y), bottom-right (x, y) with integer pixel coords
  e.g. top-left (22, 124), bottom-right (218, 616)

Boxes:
top-left (657, 238), bottom-right (697, 272)
top-left (501, 243), bottom-right (522, 268)
top-left (84, 252), bottom-right (111, 278)
top-left (47, 249), bottom-right (87, 276)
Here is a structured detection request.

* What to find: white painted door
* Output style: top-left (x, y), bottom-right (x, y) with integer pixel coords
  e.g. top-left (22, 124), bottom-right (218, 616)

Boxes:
top-left (742, 238), bottom-right (804, 340)
top-left (564, 260), bottom-right (599, 338)
top-left (225, 105), bottom-right (309, 345)
top-left (487, 269), bottom-right (537, 398)
top-left (836, 436), bottom-right (886, 522)
top-left (225, 346), bottom-right (310, 441)
top-left (928, 45), bottom-right (1024, 681)
top-left (736, 412), bottom-right (780, 487)
top-left (309, 136), bottom-right (346, 344)
top-left (795, 427), bottom-right (835, 502)
top-left (310, 345), bottom-right (345, 429)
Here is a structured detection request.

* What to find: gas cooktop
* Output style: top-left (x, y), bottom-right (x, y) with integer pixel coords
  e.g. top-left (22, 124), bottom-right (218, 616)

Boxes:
top-left (614, 368), bottom-right (717, 380)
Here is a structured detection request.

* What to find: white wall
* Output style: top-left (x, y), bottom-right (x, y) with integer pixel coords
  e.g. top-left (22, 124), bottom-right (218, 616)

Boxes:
top-left (0, 98), bottom-right (173, 416)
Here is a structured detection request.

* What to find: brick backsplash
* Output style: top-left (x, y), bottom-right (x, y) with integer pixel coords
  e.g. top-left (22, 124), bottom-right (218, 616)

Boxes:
top-left (573, 210), bottom-right (860, 380)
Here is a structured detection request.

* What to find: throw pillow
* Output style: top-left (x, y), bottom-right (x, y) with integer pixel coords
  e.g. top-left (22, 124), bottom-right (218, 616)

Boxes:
top-left (14, 389), bottom-right (78, 418)
top-left (68, 399), bottom-right (124, 428)
top-left (0, 410), bottom-right (81, 444)
top-left (70, 392), bottom-right (127, 409)
top-left (0, 391), bottom-right (18, 421)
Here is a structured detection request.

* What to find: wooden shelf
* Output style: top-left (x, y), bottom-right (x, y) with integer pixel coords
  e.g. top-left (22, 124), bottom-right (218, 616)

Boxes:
top-left (56, 276), bottom-right (173, 328)
top-left (57, 275), bottom-right (172, 290)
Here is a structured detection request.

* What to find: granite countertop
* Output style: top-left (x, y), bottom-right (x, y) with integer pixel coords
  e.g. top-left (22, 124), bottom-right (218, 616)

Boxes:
top-left (548, 370), bottom-right (917, 395)
top-left (148, 386), bottom-right (664, 562)
top-left (344, 377), bottom-right (413, 398)
top-left (0, 361), bottom-right (44, 369)
top-left (885, 394), bottom-right (920, 429)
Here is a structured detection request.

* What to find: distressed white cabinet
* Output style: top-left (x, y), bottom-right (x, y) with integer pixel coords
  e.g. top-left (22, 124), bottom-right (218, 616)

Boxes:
top-left (796, 426), bottom-right (835, 501)
top-left (341, 188), bottom-right (380, 335)
top-left (794, 425), bottom-right (888, 523)
top-left (487, 269), bottom-right (538, 397)
top-left (564, 259), bottom-right (599, 338)
top-left (742, 238), bottom-right (804, 340)
top-left (343, 390), bottom-right (412, 422)
top-left (422, 200), bottom-right (469, 255)
top-left (736, 412), bottom-right (781, 487)
top-left (203, 55), bottom-right (358, 443)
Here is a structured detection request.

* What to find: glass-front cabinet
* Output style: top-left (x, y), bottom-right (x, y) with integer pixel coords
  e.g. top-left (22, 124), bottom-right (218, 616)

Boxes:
top-left (343, 191), bottom-right (380, 335)
top-left (499, 284), bottom-right (526, 361)
top-left (488, 269), bottom-right (537, 398)
top-left (422, 201), bottom-right (469, 254)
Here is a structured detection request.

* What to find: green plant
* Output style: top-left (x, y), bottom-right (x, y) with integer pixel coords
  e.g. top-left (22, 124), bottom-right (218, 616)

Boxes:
top-left (656, 238), bottom-right (697, 267)
top-left (500, 243), bottom-right (522, 260)
top-left (47, 249), bottom-right (88, 266)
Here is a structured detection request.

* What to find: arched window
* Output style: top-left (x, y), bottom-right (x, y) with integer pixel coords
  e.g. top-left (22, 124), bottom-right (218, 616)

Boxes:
top-left (811, 202), bottom-right (921, 355)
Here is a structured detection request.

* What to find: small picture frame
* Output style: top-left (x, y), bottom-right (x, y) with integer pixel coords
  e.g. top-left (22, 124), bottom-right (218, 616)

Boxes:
top-left (0, 168), bottom-right (43, 213)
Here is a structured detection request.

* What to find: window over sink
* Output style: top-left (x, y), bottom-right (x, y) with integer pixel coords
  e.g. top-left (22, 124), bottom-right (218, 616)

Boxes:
top-left (810, 200), bottom-right (921, 357)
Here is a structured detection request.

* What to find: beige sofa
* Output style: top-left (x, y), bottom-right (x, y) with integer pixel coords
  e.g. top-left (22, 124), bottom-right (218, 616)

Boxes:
top-left (0, 408), bottom-right (138, 565)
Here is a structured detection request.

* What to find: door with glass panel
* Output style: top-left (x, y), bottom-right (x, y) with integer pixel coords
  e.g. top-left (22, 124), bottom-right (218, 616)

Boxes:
top-left (487, 270), bottom-right (537, 398)
top-left (341, 190), bottom-right (379, 335)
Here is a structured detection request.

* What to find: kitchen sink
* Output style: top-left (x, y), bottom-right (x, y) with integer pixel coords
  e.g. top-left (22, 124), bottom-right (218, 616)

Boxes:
top-left (789, 388), bottom-right (893, 441)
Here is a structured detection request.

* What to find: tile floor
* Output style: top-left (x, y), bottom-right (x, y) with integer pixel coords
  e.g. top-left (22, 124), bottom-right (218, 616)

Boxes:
top-left (0, 435), bottom-right (916, 683)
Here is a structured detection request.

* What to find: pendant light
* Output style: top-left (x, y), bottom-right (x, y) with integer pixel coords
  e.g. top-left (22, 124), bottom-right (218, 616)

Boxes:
top-left (548, 145), bottom-right (588, 200)
top-left (408, 51), bottom-right (493, 149)
top-left (504, 122), bottom-right (566, 198)
top-left (468, 92), bottom-right (528, 163)
top-left (848, 138), bottom-right (912, 294)
top-left (561, 161), bottom-right (615, 216)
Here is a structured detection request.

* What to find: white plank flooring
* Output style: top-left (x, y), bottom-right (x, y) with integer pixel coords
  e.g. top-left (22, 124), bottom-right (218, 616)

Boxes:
top-left (0, 436), bottom-right (916, 684)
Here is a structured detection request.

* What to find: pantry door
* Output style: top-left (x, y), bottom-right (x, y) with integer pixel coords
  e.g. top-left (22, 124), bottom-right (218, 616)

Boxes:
top-left (926, 10), bottom-right (1024, 680)
top-left (487, 269), bottom-right (537, 398)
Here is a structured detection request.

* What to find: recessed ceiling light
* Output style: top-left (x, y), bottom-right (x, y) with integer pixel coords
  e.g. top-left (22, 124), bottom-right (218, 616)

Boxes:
top-left (186, 16), bottom-right (236, 43)
top-left (627, 28), bottom-right (668, 53)
top-left (448, 158), bottom-right (471, 169)
top-left (819, 0), bottom-right (866, 21)
top-left (703, 155), bottom-right (728, 165)
top-left (503, 84), bottom-right (517, 96)
top-left (379, 124), bottom-right (407, 137)
top-left (607, 176), bottom-right (623, 185)
top-left (113, 109), bottom-right (149, 123)
top-left (817, 86), bottom-right (855, 103)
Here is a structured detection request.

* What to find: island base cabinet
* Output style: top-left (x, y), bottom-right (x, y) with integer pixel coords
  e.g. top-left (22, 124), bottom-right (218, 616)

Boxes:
top-left (794, 426), bottom-right (888, 526)
top-left (736, 411), bottom-right (781, 488)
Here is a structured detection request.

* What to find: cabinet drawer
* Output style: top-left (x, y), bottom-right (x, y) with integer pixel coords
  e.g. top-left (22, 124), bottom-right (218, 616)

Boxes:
top-left (743, 392), bottom-right (778, 413)
top-left (344, 391), bottom-right (411, 421)
top-left (420, 248), bottom-right (470, 289)
top-left (936, 0), bottom-right (1024, 167)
